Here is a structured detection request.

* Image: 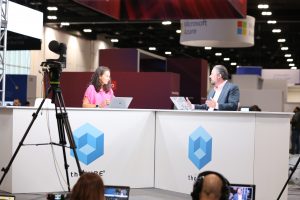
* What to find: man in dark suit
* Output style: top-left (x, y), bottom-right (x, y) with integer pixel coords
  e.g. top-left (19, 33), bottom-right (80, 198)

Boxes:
top-left (187, 65), bottom-right (240, 111)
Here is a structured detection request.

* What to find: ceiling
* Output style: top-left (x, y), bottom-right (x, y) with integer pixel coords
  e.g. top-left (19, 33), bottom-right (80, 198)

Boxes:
top-left (11, 0), bottom-right (300, 74)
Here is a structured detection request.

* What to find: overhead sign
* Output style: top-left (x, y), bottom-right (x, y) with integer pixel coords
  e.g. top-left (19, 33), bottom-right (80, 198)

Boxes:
top-left (180, 16), bottom-right (255, 48)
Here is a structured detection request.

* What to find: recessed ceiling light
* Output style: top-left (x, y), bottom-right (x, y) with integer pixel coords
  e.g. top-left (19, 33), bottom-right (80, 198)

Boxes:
top-left (262, 11), bottom-right (272, 16)
top-left (284, 54), bottom-right (292, 57)
top-left (277, 39), bottom-right (286, 43)
top-left (287, 58), bottom-right (294, 62)
top-left (47, 16), bottom-right (57, 20)
top-left (149, 47), bottom-right (156, 51)
top-left (111, 39), bottom-right (118, 43)
top-left (47, 6), bottom-right (58, 11)
top-left (215, 53), bottom-right (222, 56)
top-left (176, 30), bottom-right (181, 33)
top-left (165, 51), bottom-right (172, 55)
top-left (291, 67), bottom-right (297, 70)
top-left (204, 47), bottom-right (212, 50)
top-left (267, 20), bottom-right (277, 24)
top-left (162, 21), bottom-right (172, 25)
top-left (281, 47), bottom-right (289, 51)
top-left (60, 22), bottom-right (70, 26)
top-left (289, 63), bottom-right (295, 67)
top-left (272, 29), bottom-right (281, 33)
top-left (83, 29), bottom-right (92, 33)
top-left (224, 58), bottom-right (230, 61)
top-left (258, 4), bottom-right (269, 9)
top-left (230, 62), bottom-right (237, 66)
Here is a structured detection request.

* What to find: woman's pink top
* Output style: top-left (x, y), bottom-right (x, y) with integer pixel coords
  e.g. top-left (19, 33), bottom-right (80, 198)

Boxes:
top-left (84, 85), bottom-right (114, 107)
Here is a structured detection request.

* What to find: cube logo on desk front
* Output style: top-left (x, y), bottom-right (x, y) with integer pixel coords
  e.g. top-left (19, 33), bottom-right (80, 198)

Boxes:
top-left (71, 123), bottom-right (104, 165)
top-left (188, 126), bottom-right (212, 169)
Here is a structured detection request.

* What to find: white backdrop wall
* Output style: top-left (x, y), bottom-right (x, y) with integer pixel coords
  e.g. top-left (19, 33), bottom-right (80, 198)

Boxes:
top-left (30, 27), bottom-right (112, 98)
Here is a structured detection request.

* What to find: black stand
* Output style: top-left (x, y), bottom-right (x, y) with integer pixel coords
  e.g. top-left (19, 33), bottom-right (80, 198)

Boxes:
top-left (0, 83), bottom-right (83, 192)
top-left (277, 154), bottom-right (300, 200)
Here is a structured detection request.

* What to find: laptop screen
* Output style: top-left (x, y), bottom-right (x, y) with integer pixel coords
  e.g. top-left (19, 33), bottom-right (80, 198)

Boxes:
top-left (104, 185), bottom-right (130, 200)
top-left (107, 97), bottom-right (133, 109)
top-left (229, 184), bottom-right (255, 200)
top-left (0, 194), bottom-right (15, 200)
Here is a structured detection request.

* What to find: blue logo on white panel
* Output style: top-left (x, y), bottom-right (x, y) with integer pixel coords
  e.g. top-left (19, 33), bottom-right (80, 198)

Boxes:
top-left (188, 126), bottom-right (212, 169)
top-left (71, 123), bottom-right (104, 165)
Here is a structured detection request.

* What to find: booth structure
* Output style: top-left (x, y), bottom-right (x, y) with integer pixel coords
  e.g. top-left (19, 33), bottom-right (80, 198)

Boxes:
top-left (0, 107), bottom-right (291, 200)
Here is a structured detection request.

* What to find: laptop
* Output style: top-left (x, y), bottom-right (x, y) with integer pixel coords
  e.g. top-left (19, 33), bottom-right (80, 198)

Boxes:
top-left (107, 97), bottom-right (133, 109)
top-left (229, 184), bottom-right (255, 200)
top-left (170, 96), bottom-right (192, 110)
top-left (104, 185), bottom-right (130, 200)
top-left (0, 194), bottom-right (15, 200)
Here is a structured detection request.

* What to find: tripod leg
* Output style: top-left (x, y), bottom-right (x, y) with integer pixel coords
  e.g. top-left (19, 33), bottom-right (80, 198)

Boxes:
top-left (0, 89), bottom-right (51, 185)
top-left (52, 88), bottom-right (82, 191)
top-left (277, 155), bottom-right (300, 200)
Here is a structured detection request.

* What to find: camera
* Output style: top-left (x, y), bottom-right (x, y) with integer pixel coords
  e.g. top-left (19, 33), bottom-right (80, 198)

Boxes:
top-left (41, 40), bottom-right (67, 86)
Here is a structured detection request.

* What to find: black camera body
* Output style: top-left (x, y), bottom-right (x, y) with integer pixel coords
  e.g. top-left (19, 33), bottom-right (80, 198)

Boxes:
top-left (47, 193), bottom-right (70, 200)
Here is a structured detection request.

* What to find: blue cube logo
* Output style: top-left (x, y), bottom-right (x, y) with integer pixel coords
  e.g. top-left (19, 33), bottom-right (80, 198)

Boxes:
top-left (188, 126), bottom-right (212, 169)
top-left (71, 123), bottom-right (104, 165)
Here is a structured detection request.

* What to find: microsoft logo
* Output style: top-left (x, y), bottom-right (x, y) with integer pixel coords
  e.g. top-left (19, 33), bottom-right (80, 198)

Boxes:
top-left (237, 20), bottom-right (247, 35)
top-left (188, 126), bottom-right (212, 169)
top-left (71, 123), bottom-right (104, 165)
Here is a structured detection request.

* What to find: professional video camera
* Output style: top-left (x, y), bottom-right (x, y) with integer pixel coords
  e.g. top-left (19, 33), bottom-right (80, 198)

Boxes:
top-left (41, 40), bottom-right (67, 86)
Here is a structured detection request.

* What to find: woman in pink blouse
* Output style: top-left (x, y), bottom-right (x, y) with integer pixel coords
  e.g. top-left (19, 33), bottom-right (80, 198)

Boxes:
top-left (82, 66), bottom-right (114, 108)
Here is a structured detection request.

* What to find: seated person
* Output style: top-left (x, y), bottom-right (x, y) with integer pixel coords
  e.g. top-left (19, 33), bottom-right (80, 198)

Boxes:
top-left (70, 172), bottom-right (105, 200)
top-left (13, 98), bottom-right (22, 106)
top-left (191, 171), bottom-right (230, 200)
top-left (82, 66), bottom-right (114, 108)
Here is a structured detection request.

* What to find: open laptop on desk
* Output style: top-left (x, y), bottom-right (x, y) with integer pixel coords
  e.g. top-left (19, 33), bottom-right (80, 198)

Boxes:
top-left (0, 194), bottom-right (15, 200)
top-left (107, 97), bottom-right (133, 109)
top-left (229, 184), bottom-right (255, 200)
top-left (170, 96), bottom-right (192, 110)
top-left (104, 185), bottom-right (130, 200)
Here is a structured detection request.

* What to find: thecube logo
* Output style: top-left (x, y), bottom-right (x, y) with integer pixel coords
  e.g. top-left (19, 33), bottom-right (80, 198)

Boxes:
top-left (188, 126), bottom-right (212, 169)
top-left (71, 123), bottom-right (104, 165)
top-left (237, 20), bottom-right (247, 36)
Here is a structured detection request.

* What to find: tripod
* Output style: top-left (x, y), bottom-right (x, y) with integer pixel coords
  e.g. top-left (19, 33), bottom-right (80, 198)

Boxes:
top-left (277, 154), bottom-right (300, 200)
top-left (0, 81), bottom-right (83, 192)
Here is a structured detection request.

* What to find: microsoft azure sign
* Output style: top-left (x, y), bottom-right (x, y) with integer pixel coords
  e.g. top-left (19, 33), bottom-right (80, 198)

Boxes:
top-left (188, 126), bottom-right (212, 169)
top-left (71, 123), bottom-right (104, 165)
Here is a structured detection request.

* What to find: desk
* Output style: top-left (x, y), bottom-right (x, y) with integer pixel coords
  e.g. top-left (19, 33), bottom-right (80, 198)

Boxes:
top-left (0, 107), bottom-right (291, 200)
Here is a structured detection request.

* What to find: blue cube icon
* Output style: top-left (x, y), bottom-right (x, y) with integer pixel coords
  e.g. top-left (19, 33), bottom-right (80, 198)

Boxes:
top-left (71, 123), bottom-right (104, 165)
top-left (188, 126), bottom-right (212, 169)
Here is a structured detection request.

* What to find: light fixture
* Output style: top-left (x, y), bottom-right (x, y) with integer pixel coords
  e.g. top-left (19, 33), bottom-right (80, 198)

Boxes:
top-left (47, 16), bottom-right (57, 20)
top-left (165, 51), bottom-right (172, 55)
top-left (289, 63), bottom-right (295, 67)
top-left (162, 21), bottom-right (172, 25)
top-left (284, 54), bottom-right (292, 57)
top-left (257, 4), bottom-right (269, 9)
top-left (215, 53), bottom-right (222, 56)
top-left (176, 30), bottom-right (181, 33)
top-left (281, 47), bottom-right (289, 51)
top-left (287, 59), bottom-right (294, 62)
top-left (111, 39), bottom-right (119, 43)
top-left (272, 29), bottom-right (281, 33)
top-left (149, 47), bottom-right (156, 51)
top-left (223, 58), bottom-right (230, 61)
top-left (230, 62), bottom-right (237, 66)
top-left (262, 11), bottom-right (272, 16)
top-left (60, 22), bottom-right (70, 26)
top-left (47, 6), bottom-right (58, 11)
top-left (83, 29), bottom-right (92, 33)
top-left (267, 20), bottom-right (277, 24)
top-left (277, 39), bottom-right (286, 43)
top-left (291, 67), bottom-right (297, 70)
top-left (204, 47), bottom-right (212, 50)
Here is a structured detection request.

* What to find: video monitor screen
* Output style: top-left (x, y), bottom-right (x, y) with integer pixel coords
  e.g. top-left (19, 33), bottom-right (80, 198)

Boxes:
top-left (229, 184), bottom-right (255, 200)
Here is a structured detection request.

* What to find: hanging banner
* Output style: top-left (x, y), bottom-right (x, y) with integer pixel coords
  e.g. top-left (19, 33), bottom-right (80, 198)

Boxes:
top-left (180, 16), bottom-right (255, 48)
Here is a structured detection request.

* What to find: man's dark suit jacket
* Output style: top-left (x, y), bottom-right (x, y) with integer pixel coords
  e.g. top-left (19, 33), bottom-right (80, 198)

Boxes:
top-left (195, 81), bottom-right (240, 111)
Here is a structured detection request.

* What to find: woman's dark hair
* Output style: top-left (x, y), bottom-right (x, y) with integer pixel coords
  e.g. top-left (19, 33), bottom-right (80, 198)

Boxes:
top-left (90, 66), bottom-right (112, 93)
top-left (70, 172), bottom-right (104, 200)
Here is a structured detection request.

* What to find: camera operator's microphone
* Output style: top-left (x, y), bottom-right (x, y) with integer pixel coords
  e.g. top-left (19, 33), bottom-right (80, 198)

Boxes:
top-left (48, 40), bottom-right (67, 68)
